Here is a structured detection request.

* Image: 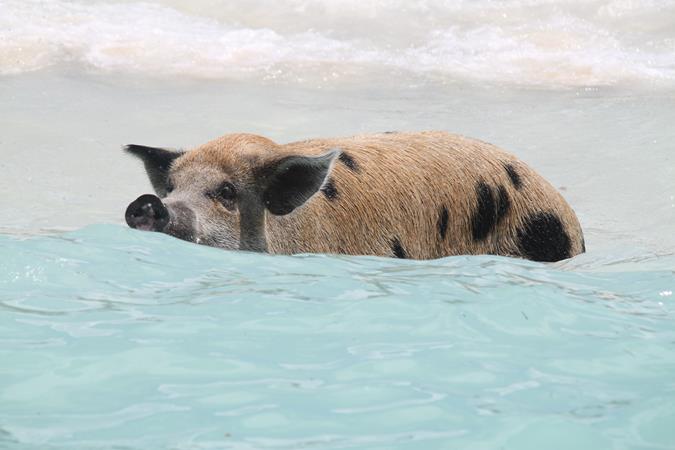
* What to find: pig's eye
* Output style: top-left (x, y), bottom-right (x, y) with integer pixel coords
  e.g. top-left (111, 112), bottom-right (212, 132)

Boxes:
top-left (209, 182), bottom-right (237, 209)
top-left (217, 182), bottom-right (236, 201)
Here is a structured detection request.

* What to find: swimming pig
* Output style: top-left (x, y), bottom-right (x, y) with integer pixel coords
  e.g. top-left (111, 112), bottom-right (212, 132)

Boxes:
top-left (124, 131), bottom-right (584, 261)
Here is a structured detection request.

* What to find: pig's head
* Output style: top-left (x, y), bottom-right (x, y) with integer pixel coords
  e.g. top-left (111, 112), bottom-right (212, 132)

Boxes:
top-left (124, 134), bottom-right (339, 251)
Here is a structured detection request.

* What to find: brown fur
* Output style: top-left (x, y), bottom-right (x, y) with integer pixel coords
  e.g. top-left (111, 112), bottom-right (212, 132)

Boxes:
top-left (171, 131), bottom-right (584, 260)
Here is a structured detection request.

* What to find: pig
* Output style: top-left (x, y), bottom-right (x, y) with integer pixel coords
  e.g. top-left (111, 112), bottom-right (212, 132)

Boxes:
top-left (124, 131), bottom-right (584, 262)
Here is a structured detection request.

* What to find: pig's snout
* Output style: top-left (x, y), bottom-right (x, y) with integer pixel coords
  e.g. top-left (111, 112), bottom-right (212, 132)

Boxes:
top-left (125, 194), bottom-right (170, 232)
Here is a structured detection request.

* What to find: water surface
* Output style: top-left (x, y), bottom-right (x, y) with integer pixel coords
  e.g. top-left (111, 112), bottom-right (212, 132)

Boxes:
top-left (1, 226), bottom-right (674, 449)
top-left (1, 1), bottom-right (674, 449)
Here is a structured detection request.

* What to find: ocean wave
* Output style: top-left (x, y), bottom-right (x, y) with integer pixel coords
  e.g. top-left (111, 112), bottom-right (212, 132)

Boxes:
top-left (1, 0), bottom-right (674, 87)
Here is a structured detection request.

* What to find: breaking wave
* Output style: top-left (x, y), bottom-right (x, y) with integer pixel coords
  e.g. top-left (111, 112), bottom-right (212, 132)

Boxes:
top-left (1, 0), bottom-right (675, 87)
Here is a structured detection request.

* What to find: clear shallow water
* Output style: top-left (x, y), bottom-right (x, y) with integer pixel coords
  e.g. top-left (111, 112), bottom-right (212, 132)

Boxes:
top-left (1, 225), bottom-right (674, 449)
top-left (1, 66), bottom-right (674, 450)
top-left (2, 1), bottom-right (675, 448)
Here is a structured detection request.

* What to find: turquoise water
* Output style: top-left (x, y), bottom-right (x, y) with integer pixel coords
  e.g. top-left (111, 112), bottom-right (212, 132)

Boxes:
top-left (2, 225), bottom-right (674, 449)
top-left (3, 0), bottom-right (675, 448)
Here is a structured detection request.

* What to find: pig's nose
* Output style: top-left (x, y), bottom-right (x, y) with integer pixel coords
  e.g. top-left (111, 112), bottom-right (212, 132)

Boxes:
top-left (125, 194), bottom-right (170, 232)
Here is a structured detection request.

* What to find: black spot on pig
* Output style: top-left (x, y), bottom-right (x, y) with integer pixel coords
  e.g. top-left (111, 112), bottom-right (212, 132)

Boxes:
top-left (438, 206), bottom-right (449, 240)
top-left (321, 178), bottom-right (339, 200)
top-left (496, 185), bottom-right (510, 220)
top-left (338, 152), bottom-right (359, 172)
top-left (517, 212), bottom-right (571, 262)
top-left (391, 238), bottom-right (407, 259)
top-left (472, 182), bottom-right (510, 241)
top-left (504, 163), bottom-right (522, 190)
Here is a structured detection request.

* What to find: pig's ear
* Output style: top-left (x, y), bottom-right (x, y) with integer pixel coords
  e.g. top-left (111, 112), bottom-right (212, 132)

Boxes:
top-left (260, 150), bottom-right (340, 215)
top-left (124, 145), bottom-right (183, 197)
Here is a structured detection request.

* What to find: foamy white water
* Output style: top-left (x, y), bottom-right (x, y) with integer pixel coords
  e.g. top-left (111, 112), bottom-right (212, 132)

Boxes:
top-left (1, 0), bottom-right (675, 87)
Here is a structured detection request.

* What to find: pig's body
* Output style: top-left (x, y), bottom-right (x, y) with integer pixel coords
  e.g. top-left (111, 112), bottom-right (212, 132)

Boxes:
top-left (263, 132), bottom-right (583, 260)
top-left (125, 131), bottom-right (585, 262)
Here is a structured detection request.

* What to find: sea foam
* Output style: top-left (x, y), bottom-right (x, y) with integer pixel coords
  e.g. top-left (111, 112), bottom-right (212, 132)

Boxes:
top-left (1, 0), bottom-right (674, 87)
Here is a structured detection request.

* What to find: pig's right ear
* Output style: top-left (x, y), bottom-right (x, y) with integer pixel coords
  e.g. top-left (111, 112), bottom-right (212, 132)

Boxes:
top-left (124, 145), bottom-right (183, 197)
top-left (260, 150), bottom-right (340, 215)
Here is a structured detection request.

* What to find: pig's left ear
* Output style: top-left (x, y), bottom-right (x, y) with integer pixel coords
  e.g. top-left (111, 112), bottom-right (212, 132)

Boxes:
top-left (260, 150), bottom-right (340, 215)
top-left (124, 144), bottom-right (183, 197)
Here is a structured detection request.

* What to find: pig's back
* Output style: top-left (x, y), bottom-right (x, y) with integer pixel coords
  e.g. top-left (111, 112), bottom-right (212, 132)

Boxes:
top-left (265, 131), bottom-right (584, 261)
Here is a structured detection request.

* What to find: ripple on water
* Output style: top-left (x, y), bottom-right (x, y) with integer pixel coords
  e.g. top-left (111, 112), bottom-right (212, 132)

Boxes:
top-left (0, 225), bottom-right (674, 449)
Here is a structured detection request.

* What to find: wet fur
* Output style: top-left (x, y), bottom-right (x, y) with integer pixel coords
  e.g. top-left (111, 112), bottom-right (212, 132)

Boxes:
top-left (170, 131), bottom-right (584, 261)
